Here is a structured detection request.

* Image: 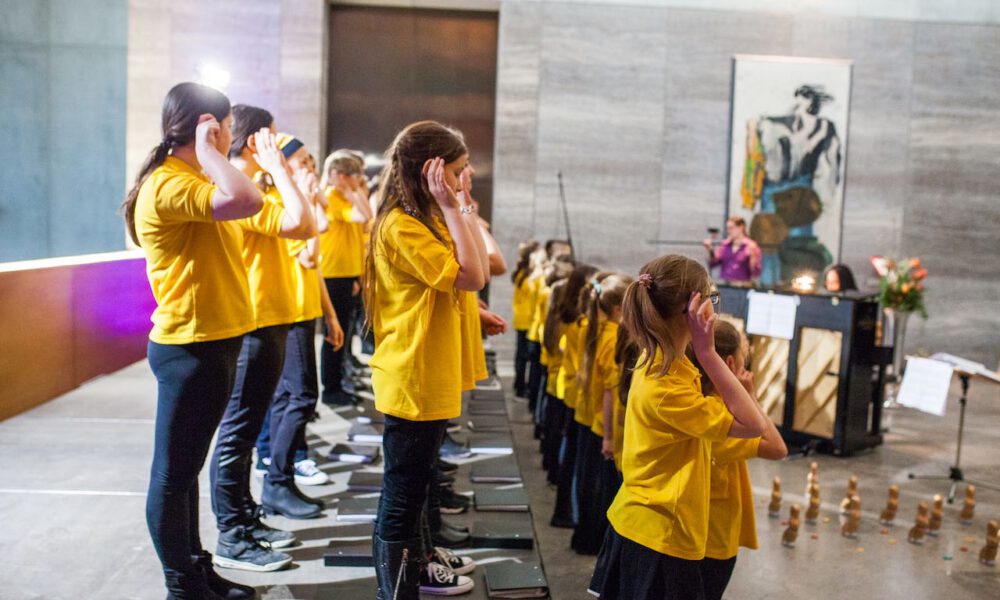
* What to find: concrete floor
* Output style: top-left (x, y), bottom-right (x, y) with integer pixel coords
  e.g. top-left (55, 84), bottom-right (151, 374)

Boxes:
top-left (2, 358), bottom-right (999, 599)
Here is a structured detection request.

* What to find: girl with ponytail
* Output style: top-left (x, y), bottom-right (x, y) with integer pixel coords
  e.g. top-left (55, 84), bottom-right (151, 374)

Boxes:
top-left (364, 121), bottom-right (487, 599)
top-left (125, 82), bottom-right (263, 600)
top-left (571, 272), bottom-right (632, 556)
top-left (589, 255), bottom-right (768, 600)
top-left (549, 263), bottom-right (598, 528)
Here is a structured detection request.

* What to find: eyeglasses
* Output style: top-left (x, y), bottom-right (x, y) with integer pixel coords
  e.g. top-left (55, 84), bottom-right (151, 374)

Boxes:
top-left (683, 291), bottom-right (720, 314)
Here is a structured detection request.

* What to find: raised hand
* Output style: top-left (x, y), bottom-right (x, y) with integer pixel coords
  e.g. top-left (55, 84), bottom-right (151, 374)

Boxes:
top-left (251, 129), bottom-right (286, 176)
top-left (687, 291), bottom-right (717, 358)
top-left (194, 114), bottom-right (221, 158)
top-left (294, 167), bottom-right (319, 199)
top-left (423, 157), bottom-right (460, 210)
top-left (737, 368), bottom-right (756, 399)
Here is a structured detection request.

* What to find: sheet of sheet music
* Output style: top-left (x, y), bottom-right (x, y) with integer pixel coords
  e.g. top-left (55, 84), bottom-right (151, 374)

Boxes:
top-left (897, 356), bottom-right (954, 416)
top-left (746, 291), bottom-right (798, 340)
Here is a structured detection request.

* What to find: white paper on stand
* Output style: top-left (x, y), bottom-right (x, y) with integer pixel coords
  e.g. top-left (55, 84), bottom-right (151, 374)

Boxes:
top-left (745, 291), bottom-right (799, 340)
top-left (897, 357), bottom-right (954, 416)
top-left (929, 352), bottom-right (1000, 383)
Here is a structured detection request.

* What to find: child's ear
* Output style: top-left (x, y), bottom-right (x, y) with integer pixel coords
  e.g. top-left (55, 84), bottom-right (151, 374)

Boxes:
top-left (246, 135), bottom-right (257, 155)
top-left (724, 354), bottom-right (737, 373)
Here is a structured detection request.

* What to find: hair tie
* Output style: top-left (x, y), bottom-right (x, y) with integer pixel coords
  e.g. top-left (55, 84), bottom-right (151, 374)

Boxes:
top-left (401, 201), bottom-right (418, 217)
top-left (591, 278), bottom-right (603, 295)
top-left (637, 273), bottom-right (654, 289)
top-left (158, 139), bottom-right (172, 152)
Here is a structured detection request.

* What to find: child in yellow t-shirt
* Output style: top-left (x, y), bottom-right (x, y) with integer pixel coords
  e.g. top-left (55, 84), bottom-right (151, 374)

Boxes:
top-left (590, 255), bottom-right (769, 600)
top-left (571, 273), bottom-right (632, 556)
top-left (694, 321), bottom-right (786, 600)
top-left (546, 263), bottom-right (599, 527)
top-left (364, 121), bottom-right (487, 598)
top-left (511, 239), bottom-right (540, 397)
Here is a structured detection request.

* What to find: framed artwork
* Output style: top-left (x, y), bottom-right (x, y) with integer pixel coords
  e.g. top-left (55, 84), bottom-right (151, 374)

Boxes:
top-left (726, 55), bottom-right (853, 286)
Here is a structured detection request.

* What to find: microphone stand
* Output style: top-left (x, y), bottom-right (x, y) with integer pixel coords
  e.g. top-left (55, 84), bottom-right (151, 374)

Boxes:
top-left (557, 171), bottom-right (575, 258)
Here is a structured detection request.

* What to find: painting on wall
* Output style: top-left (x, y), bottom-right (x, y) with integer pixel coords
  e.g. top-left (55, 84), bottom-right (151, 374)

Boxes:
top-left (726, 55), bottom-right (852, 286)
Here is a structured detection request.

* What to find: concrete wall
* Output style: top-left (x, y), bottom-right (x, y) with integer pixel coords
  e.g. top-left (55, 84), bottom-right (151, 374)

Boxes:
top-left (490, 2), bottom-right (1000, 366)
top-left (0, 0), bottom-right (127, 262)
top-left (126, 0), bottom-right (326, 186)
top-left (119, 0), bottom-right (1000, 366)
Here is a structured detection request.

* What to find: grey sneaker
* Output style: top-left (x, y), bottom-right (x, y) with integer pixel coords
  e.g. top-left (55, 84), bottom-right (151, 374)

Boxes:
top-left (249, 515), bottom-right (296, 549)
top-left (213, 526), bottom-right (292, 572)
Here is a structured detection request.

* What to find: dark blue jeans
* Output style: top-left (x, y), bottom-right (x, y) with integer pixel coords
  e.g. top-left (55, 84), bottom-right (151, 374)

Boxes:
top-left (146, 336), bottom-right (242, 595)
top-left (321, 277), bottom-right (358, 403)
top-left (514, 329), bottom-right (530, 396)
top-left (267, 319), bottom-right (319, 484)
top-left (526, 341), bottom-right (543, 411)
top-left (210, 324), bottom-right (289, 531)
top-left (375, 414), bottom-right (448, 542)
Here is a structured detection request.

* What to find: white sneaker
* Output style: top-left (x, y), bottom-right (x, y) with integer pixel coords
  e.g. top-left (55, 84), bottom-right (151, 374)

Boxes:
top-left (432, 546), bottom-right (476, 576)
top-left (419, 562), bottom-right (474, 596)
top-left (293, 459), bottom-right (329, 486)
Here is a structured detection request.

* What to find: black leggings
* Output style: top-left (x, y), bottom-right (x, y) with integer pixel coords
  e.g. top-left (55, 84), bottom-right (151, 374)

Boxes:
top-left (375, 415), bottom-right (448, 541)
top-left (267, 319), bottom-right (319, 484)
top-left (699, 556), bottom-right (737, 600)
top-left (146, 336), bottom-right (242, 596)
top-left (320, 277), bottom-right (358, 401)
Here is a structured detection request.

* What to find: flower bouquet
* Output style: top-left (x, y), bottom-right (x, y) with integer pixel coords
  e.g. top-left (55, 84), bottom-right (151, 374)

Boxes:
top-left (871, 257), bottom-right (928, 318)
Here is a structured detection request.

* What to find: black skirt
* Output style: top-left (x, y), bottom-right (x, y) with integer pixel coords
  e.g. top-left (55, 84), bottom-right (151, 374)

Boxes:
top-left (590, 528), bottom-right (706, 600)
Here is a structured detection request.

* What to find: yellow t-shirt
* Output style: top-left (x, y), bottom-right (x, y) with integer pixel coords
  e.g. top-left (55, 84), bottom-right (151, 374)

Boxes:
top-left (135, 156), bottom-right (256, 344)
top-left (239, 187), bottom-right (297, 329)
top-left (571, 318), bottom-right (594, 426)
top-left (286, 238), bottom-right (323, 322)
top-left (527, 280), bottom-right (550, 343)
top-left (544, 324), bottom-right (564, 397)
top-left (512, 276), bottom-right (535, 331)
top-left (588, 321), bottom-right (621, 438)
top-left (613, 398), bottom-right (625, 472)
top-left (607, 352), bottom-right (735, 560)
top-left (558, 319), bottom-right (585, 410)
top-left (706, 432), bottom-right (761, 560)
top-left (459, 292), bottom-right (488, 391)
top-left (437, 222), bottom-right (487, 392)
top-left (369, 209), bottom-right (461, 421)
top-left (319, 187), bottom-right (365, 278)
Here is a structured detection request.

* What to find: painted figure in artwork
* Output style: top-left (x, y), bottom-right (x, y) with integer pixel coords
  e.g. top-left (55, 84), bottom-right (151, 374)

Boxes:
top-left (742, 85), bottom-right (841, 286)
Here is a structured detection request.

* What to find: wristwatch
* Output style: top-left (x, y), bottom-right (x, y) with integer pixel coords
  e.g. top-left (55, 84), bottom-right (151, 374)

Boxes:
top-left (460, 205), bottom-right (476, 215)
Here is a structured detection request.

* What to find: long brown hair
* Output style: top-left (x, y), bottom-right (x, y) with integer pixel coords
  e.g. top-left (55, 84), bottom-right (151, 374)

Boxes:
top-left (512, 239), bottom-right (540, 286)
top-left (689, 320), bottom-right (742, 396)
top-left (363, 121), bottom-right (468, 327)
top-left (121, 82), bottom-right (231, 246)
top-left (541, 257), bottom-right (576, 355)
top-left (622, 255), bottom-right (712, 378)
top-left (579, 273), bottom-right (633, 394)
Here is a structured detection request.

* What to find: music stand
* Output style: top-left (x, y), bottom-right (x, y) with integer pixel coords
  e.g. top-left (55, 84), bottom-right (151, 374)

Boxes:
top-left (908, 363), bottom-right (1000, 503)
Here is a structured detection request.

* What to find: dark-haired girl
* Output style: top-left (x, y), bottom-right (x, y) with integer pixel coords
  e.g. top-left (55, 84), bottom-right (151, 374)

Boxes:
top-left (510, 240), bottom-right (539, 397)
top-left (365, 121), bottom-right (487, 598)
top-left (124, 82), bottom-right (262, 600)
top-left (207, 105), bottom-right (318, 574)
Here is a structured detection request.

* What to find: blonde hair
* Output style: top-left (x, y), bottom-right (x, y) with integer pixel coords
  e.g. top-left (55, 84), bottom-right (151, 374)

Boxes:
top-left (320, 149), bottom-right (364, 189)
top-left (622, 255), bottom-right (713, 377)
top-left (579, 273), bottom-right (633, 394)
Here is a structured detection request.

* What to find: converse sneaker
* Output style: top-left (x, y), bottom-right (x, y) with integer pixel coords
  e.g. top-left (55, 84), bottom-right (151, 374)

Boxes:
top-left (432, 547), bottom-right (476, 576)
top-left (419, 562), bottom-right (474, 596)
top-left (294, 459), bottom-right (329, 486)
top-left (213, 526), bottom-right (292, 572)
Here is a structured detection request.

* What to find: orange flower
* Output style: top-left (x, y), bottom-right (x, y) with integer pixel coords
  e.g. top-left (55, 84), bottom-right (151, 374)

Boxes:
top-left (913, 268), bottom-right (928, 281)
top-left (911, 258), bottom-right (922, 268)
top-left (902, 283), bottom-right (912, 293)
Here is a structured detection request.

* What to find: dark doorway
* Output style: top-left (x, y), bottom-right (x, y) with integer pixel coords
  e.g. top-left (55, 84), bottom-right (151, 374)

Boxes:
top-left (325, 5), bottom-right (499, 220)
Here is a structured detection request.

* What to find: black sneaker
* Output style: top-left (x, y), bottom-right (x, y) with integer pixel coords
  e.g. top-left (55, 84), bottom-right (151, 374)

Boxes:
top-left (249, 514), bottom-right (296, 549)
top-left (439, 487), bottom-right (471, 515)
top-left (419, 562), bottom-right (474, 596)
top-left (213, 526), bottom-right (292, 572)
top-left (437, 459), bottom-right (458, 474)
top-left (432, 547), bottom-right (476, 576)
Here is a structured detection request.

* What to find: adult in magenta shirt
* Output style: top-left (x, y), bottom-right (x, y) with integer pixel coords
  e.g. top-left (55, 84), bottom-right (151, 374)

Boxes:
top-left (704, 216), bottom-right (762, 283)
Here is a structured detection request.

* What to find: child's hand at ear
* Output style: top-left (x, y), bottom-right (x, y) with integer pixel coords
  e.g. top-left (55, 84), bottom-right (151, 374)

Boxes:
top-left (687, 291), bottom-right (717, 359)
top-left (737, 368), bottom-right (756, 400)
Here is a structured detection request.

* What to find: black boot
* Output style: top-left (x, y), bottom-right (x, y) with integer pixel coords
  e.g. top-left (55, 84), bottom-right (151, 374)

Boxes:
top-left (373, 535), bottom-right (423, 600)
top-left (290, 484), bottom-right (325, 508)
top-left (164, 566), bottom-right (226, 600)
top-left (194, 551), bottom-right (256, 599)
top-left (261, 480), bottom-right (323, 519)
